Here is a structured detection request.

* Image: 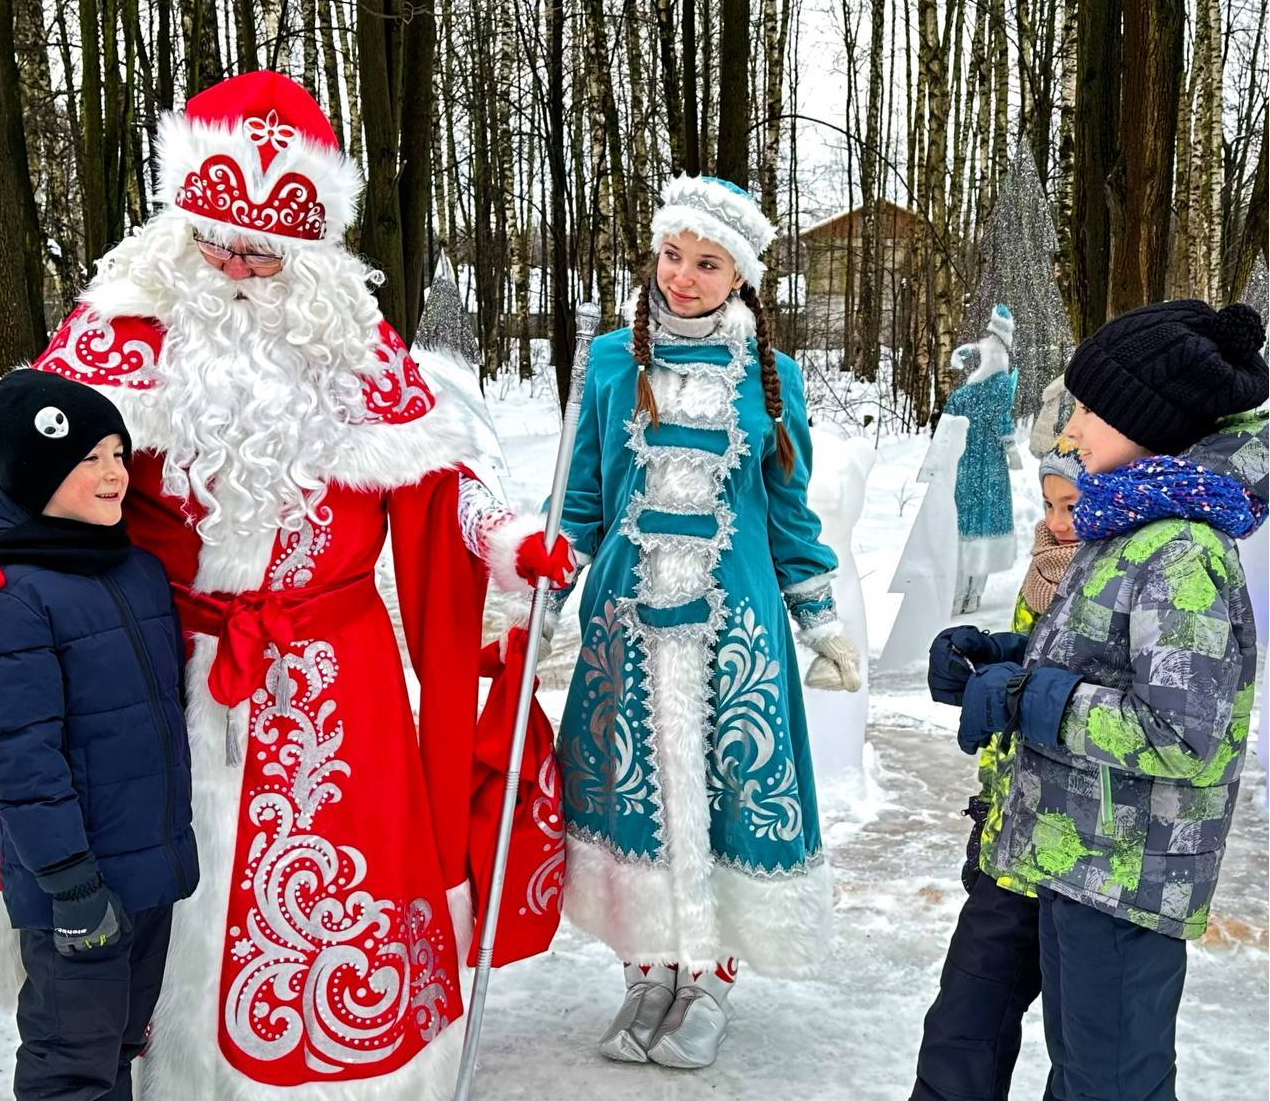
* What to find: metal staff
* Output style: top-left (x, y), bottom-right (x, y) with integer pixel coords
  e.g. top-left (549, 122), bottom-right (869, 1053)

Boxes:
top-left (453, 302), bottom-right (602, 1101)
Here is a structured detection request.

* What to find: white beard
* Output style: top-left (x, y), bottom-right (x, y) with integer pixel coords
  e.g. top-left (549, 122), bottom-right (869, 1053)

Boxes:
top-left (91, 211), bottom-right (384, 543)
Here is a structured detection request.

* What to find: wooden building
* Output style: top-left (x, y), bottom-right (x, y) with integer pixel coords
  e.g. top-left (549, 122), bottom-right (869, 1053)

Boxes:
top-left (798, 201), bottom-right (918, 345)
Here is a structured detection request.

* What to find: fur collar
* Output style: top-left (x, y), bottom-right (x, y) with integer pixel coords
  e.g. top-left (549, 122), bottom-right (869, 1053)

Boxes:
top-left (620, 289), bottom-right (756, 339)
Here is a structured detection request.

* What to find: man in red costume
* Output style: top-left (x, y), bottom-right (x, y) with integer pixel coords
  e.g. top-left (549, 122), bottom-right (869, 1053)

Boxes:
top-left (25, 71), bottom-right (570, 1099)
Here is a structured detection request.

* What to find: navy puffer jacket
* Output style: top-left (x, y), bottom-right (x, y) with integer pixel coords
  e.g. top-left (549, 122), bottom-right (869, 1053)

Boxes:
top-left (0, 492), bottom-right (198, 926)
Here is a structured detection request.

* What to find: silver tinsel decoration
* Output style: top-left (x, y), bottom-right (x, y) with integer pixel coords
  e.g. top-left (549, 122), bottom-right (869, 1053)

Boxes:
top-left (961, 144), bottom-right (1075, 422)
top-left (415, 250), bottom-right (482, 367)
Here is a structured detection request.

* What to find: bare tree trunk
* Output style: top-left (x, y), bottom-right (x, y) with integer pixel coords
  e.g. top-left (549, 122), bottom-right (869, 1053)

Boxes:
top-left (683, 0), bottom-right (700, 173)
top-left (853, 0), bottom-right (885, 382)
top-left (235, 0), bottom-right (258, 71)
top-left (0, 0), bottom-right (44, 362)
top-left (625, 2), bottom-right (651, 246)
top-left (157, 0), bottom-right (174, 110)
top-left (319, 1), bottom-right (344, 147)
top-left (586, 4), bottom-right (616, 325)
top-left (102, 0), bottom-right (124, 243)
top-left (1108, 0), bottom-right (1183, 315)
top-left (1054, 0), bottom-right (1078, 310)
top-left (547, 0), bottom-right (573, 404)
top-left (700, 0), bottom-right (715, 175)
top-left (79, 0), bottom-right (107, 261)
top-left (1187, 0), bottom-right (1223, 302)
top-left (1072, 0), bottom-right (1121, 337)
top-left (181, 0), bottom-right (223, 97)
top-left (399, 0), bottom-right (436, 334)
top-left (333, 0), bottom-right (362, 166)
top-left (759, 0), bottom-right (788, 302)
top-left (655, 0), bottom-right (685, 171)
top-left (301, 0), bottom-right (319, 96)
top-left (920, 0), bottom-right (955, 410)
top-left (989, 0), bottom-right (1009, 205)
top-left (358, 0), bottom-right (405, 331)
top-left (716, 0), bottom-right (749, 186)
top-left (1228, 107), bottom-right (1267, 303)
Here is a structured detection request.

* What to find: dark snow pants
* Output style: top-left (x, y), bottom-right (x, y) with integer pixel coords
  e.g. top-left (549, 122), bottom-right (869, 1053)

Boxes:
top-left (1038, 888), bottom-right (1187, 1101)
top-left (14, 905), bottom-right (173, 1101)
top-left (911, 873), bottom-right (1051, 1101)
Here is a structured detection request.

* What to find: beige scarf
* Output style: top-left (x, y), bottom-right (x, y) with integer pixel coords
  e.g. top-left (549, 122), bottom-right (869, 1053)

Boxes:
top-left (1020, 520), bottom-right (1080, 617)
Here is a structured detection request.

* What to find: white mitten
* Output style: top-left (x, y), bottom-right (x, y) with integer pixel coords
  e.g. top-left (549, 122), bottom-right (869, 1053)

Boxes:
top-left (1004, 436), bottom-right (1024, 471)
top-left (803, 633), bottom-right (862, 692)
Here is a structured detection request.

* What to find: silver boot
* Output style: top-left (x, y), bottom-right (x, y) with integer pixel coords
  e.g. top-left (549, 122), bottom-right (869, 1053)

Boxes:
top-left (646, 961), bottom-right (737, 1070)
top-left (598, 962), bottom-right (678, 1063)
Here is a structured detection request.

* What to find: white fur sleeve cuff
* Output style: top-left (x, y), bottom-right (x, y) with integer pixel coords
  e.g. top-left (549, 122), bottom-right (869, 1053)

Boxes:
top-left (482, 511), bottom-right (547, 591)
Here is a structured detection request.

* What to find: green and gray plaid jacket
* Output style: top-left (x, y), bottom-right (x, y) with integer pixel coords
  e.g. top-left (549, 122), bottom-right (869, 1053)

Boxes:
top-left (989, 412), bottom-right (1267, 939)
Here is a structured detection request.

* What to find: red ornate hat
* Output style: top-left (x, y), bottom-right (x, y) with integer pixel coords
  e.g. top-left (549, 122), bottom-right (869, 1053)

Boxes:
top-left (158, 71), bottom-right (361, 247)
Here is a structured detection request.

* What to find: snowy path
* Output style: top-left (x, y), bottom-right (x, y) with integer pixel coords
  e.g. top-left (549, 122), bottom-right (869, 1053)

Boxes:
top-left (464, 698), bottom-right (1267, 1101)
top-left (0, 383), bottom-right (1264, 1099)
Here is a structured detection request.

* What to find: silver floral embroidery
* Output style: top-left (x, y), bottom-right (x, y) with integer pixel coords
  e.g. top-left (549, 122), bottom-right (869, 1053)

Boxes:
top-left (708, 604), bottom-right (802, 843)
top-left (269, 518), bottom-right (332, 591)
top-left (565, 598), bottom-right (656, 822)
top-left (224, 640), bottom-right (452, 1069)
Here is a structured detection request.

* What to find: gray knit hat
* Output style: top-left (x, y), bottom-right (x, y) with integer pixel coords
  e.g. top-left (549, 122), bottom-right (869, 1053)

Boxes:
top-left (1038, 440), bottom-right (1083, 487)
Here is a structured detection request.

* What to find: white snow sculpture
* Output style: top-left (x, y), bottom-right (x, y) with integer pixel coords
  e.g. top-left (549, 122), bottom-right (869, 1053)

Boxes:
top-left (804, 437), bottom-right (876, 787)
top-left (876, 413), bottom-right (971, 672)
top-left (1239, 519), bottom-right (1269, 814)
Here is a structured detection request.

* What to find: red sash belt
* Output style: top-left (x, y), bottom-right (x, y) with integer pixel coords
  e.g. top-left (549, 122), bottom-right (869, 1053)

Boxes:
top-left (173, 573), bottom-right (377, 707)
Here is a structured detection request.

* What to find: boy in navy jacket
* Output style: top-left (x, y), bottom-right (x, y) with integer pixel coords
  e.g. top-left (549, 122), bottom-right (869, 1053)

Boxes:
top-left (0, 369), bottom-right (198, 1101)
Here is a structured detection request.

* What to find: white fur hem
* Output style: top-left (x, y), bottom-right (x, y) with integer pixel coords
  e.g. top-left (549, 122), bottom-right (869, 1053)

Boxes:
top-left (140, 1006), bottom-right (463, 1101)
top-left (957, 532), bottom-right (1017, 578)
top-left (482, 511), bottom-right (545, 592)
top-left (563, 834), bottom-right (832, 978)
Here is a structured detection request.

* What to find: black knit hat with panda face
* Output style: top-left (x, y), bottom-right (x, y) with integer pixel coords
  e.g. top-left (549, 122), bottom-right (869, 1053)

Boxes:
top-left (1064, 300), bottom-right (1268, 455)
top-left (0, 369), bottom-right (131, 516)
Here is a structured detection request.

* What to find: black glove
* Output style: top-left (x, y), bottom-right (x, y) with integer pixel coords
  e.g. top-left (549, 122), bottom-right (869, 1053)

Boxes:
top-left (929, 626), bottom-right (1030, 706)
top-left (35, 853), bottom-right (129, 957)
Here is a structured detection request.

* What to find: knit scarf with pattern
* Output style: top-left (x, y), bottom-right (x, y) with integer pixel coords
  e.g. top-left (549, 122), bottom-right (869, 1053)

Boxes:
top-left (1074, 455), bottom-right (1267, 541)
top-left (1019, 519), bottom-right (1080, 618)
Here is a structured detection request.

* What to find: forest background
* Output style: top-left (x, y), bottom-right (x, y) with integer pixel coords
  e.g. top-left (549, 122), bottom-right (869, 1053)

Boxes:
top-left (0, 0), bottom-right (1265, 428)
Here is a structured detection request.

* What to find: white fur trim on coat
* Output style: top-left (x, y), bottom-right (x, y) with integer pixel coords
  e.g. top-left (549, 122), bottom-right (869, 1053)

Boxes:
top-left (563, 833), bottom-right (833, 978)
top-left (157, 112), bottom-right (362, 250)
top-left (620, 290), bottom-right (757, 340)
top-left (481, 511), bottom-right (546, 592)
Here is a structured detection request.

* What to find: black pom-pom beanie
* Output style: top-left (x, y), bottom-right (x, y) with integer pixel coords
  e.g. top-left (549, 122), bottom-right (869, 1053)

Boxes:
top-left (1064, 299), bottom-right (1268, 455)
top-left (0, 369), bottom-right (131, 516)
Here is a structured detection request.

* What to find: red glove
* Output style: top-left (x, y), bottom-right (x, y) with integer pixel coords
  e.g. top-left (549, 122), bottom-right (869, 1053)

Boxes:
top-left (514, 531), bottom-right (577, 589)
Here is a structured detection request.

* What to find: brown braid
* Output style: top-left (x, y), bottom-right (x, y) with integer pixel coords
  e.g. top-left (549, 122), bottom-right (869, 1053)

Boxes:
top-left (631, 279), bottom-right (660, 429)
top-left (739, 283), bottom-right (795, 478)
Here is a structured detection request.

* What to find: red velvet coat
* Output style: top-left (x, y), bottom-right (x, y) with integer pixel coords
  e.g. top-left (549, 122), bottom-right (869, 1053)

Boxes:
top-left (29, 303), bottom-right (500, 1097)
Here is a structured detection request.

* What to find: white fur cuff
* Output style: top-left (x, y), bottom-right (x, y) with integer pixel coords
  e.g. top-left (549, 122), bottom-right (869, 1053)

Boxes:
top-left (482, 511), bottom-right (546, 592)
top-left (798, 618), bottom-right (847, 645)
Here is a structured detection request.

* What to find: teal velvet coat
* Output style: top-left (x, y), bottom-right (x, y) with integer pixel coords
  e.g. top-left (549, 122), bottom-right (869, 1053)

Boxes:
top-left (556, 298), bottom-right (838, 975)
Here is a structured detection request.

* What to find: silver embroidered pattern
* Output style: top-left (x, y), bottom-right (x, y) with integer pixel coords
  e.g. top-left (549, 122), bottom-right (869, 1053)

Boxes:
top-left (457, 472), bottom-right (514, 560)
top-left (707, 603), bottom-right (803, 843)
top-left (224, 640), bottom-right (453, 1068)
top-left (615, 327), bottom-right (750, 896)
top-left (268, 518), bottom-right (332, 591)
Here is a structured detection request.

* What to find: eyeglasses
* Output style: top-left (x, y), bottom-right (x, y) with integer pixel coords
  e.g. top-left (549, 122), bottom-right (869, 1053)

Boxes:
top-left (193, 232), bottom-right (284, 273)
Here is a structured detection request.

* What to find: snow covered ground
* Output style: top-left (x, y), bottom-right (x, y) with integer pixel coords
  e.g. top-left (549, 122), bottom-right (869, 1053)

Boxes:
top-left (0, 380), bottom-right (1264, 1099)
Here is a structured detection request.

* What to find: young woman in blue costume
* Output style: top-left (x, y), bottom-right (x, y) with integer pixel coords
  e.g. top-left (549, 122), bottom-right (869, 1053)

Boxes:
top-left (551, 175), bottom-right (861, 1069)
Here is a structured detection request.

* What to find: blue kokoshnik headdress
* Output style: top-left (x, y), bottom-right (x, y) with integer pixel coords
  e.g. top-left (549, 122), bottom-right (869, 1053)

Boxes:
top-left (650, 175), bottom-right (777, 290)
